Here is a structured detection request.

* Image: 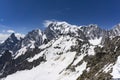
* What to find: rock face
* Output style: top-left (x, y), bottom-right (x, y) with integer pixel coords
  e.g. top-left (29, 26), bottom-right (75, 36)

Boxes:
top-left (109, 24), bottom-right (120, 37)
top-left (21, 29), bottom-right (46, 47)
top-left (80, 24), bottom-right (107, 39)
top-left (0, 33), bottom-right (20, 54)
top-left (1, 21), bottom-right (120, 80)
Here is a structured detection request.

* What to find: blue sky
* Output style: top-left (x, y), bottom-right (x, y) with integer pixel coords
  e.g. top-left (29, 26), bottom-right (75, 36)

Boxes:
top-left (0, 0), bottom-right (120, 34)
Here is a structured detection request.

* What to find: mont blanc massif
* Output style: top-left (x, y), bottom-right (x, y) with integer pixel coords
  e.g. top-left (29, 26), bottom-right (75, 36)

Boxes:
top-left (0, 21), bottom-right (120, 80)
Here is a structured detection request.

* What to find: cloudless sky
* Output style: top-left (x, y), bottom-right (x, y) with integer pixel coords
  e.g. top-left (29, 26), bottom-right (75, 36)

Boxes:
top-left (0, 0), bottom-right (120, 33)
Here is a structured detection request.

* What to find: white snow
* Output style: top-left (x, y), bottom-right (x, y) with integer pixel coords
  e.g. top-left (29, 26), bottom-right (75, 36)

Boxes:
top-left (3, 51), bottom-right (77, 80)
top-left (72, 54), bottom-right (85, 65)
top-left (15, 33), bottom-right (25, 40)
top-left (58, 61), bottom-right (87, 80)
top-left (111, 56), bottom-right (120, 78)
top-left (86, 67), bottom-right (90, 72)
top-left (14, 47), bottom-right (27, 59)
top-left (89, 37), bottom-right (102, 45)
top-left (28, 36), bottom-right (77, 62)
top-left (87, 46), bottom-right (95, 55)
top-left (3, 35), bottom-right (88, 80)
top-left (95, 63), bottom-right (113, 77)
top-left (28, 51), bottom-right (44, 62)
top-left (0, 40), bottom-right (5, 44)
top-left (3, 55), bottom-right (87, 80)
top-left (103, 63), bottom-right (113, 73)
top-left (44, 20), bottom-right (70, 28)
top-left (29, 40), bottom-right (35, 48)
top-left (42, 34), bottom-right (47, 41)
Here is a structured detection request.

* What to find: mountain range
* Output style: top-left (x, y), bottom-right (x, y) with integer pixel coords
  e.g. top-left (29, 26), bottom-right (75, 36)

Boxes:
top-left (0, 21), bottom-right (120, 80)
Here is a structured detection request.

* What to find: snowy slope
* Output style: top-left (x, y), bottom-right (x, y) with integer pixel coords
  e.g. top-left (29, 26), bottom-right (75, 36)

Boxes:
top-left (89, 37), bottom-right (102, 45)
top-left (111, 56), bottom-right (120, 78)
top-left (2, 35), bottom-right (89, 80)
top-left (14, 29), bottom-right (47, 58)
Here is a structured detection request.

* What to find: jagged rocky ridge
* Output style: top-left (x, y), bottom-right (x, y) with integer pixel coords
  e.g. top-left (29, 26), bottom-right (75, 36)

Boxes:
top-left (0, 21), bottom-right (120, 80)
top-left (0, 33), bottom-right (20, 55)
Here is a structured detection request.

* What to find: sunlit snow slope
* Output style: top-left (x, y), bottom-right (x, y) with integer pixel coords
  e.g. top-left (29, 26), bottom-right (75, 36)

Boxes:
top-left (3, 35), bottom-right (88, 80)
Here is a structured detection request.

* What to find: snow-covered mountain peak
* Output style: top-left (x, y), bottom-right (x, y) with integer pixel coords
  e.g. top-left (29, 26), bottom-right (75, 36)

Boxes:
top-left (79, 24), bottom-right (108, 45)
top-left (1, 21), bottom-right (120, 80)
top-left (6, 33), bottom-right (24, 41)
top-left (45, 20), bottom-right (79, 30)
top-left (5, 33), bottom-right (20, 42)
top-left (0, 33), bottom-right (20, 54)
top-left (88, 24), bottom-right (98, 28)
top-left (44, 21), bottom-right (87, 41)
top-left (4, 33), bottom-right (19, 44)
top-left (26, 29), bottom-right (43, 37)
top-left (14, 33), bottom-right (25, 40)
top-left (8, 33), bottom-right (15, 38)
top-left (21, 29), bottom-right (46, 48)
top-left (24, 29), bottom-right (43, 41)
top-left (45, 20), bottom-right (70, 28)
top-left (14, 29), bottom-right (47, 58)
top-left (113, 23), bottom-right (120, 29)
top-left (111, 24), bottom-right (120, 36)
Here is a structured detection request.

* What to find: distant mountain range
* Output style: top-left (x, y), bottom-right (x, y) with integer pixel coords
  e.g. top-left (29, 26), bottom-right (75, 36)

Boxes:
top-left (0, 21), bottom-right (120, 80)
